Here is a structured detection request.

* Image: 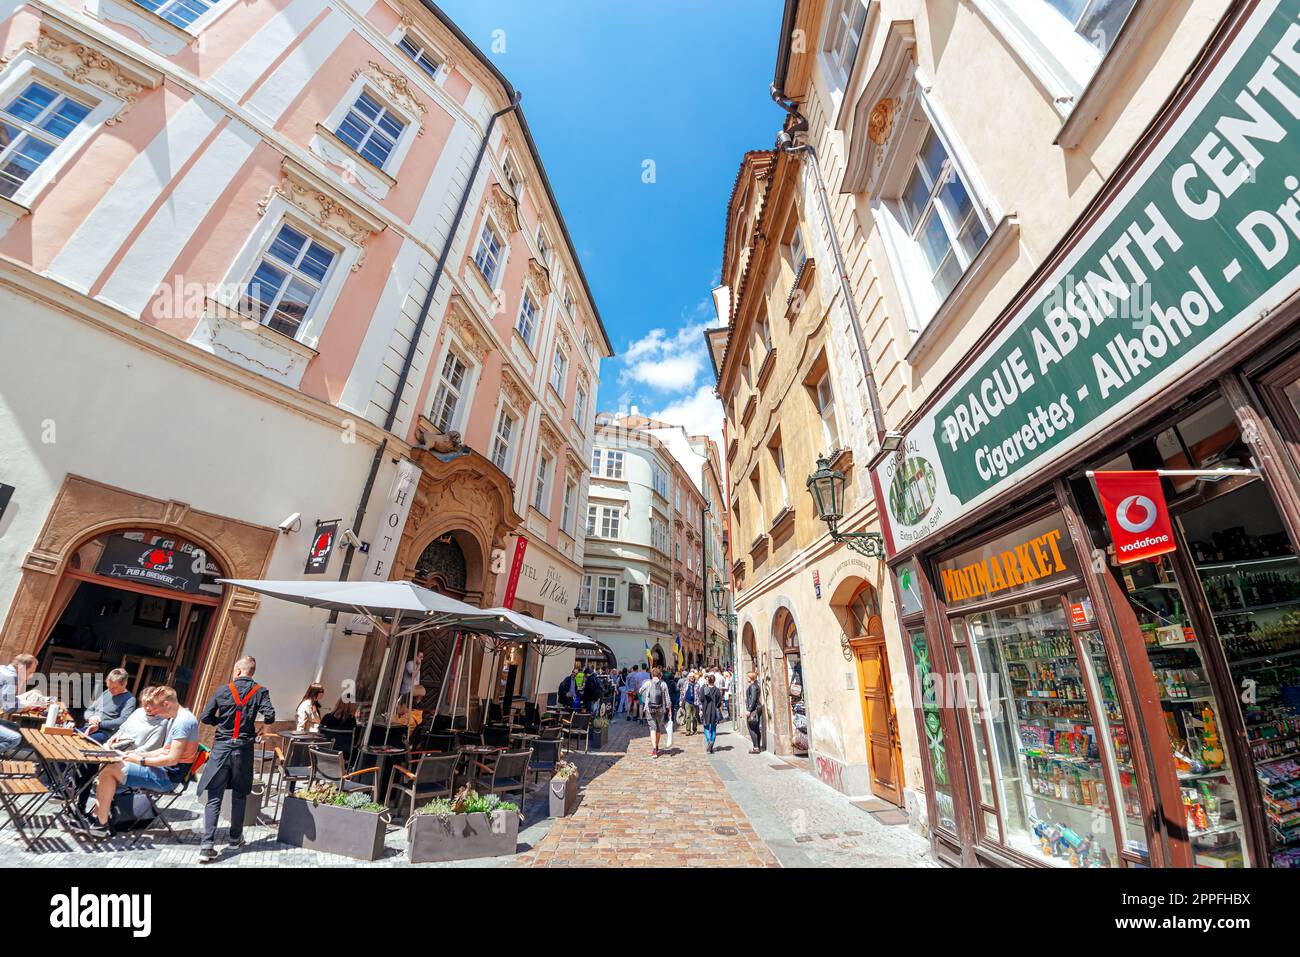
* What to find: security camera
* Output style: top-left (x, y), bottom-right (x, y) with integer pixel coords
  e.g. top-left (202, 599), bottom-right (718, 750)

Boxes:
top-left (342, 528), bottom-right (364, 550)
top-left (278, 512), bottom-right (302, 534)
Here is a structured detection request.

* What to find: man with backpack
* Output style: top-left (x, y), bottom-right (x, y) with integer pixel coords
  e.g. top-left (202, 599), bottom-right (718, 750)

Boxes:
top-left (639, 666), bottom-right (672, 758)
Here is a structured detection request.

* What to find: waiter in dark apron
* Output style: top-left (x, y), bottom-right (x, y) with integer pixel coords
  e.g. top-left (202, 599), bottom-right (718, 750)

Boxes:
top-left (197, 655), bottom-right (276, 863)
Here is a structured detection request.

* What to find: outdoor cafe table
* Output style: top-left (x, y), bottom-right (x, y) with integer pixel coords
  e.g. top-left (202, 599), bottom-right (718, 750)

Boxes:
top-left (356, 746), bottom-right (407, 805)
top-left (20, 727), bottom-right (120, 839)
top-left (457, 745), bottom-right (501, 789)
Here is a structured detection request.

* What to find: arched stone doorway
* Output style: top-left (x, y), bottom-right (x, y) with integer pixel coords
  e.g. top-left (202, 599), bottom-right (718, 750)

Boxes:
top-left (650, 643), bottom-right (666, 669)
top-left (771, 609), bottom-right (806, 756)
top-left (844, 581), bottom-right (904, 806)
top-left (0, 475), bottom-right (276, 713)
top-left (411, 535), bottom-right (468, 599)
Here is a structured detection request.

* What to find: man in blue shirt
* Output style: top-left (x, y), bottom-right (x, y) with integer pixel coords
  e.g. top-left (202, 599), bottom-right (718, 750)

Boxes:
top-left (0, 654), bottom-right (40, 756)
top-left (86, 685), bottom-right (199, 838)
top-left (82, 669), bottom-right (136, 744)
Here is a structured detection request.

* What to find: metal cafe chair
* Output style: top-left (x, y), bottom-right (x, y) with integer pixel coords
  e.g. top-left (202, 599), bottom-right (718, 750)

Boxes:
top-left (317, 726), bottom-right (355, 761)
top-left (308, 747), bottom-right (380, 803)
top-left (473, 749), bottom-right (532, 817)
top-left (270, 738), bottom-right (318, 813)
top-left (528, 739), bottom-right (562, 786)
top-left (387, 752), bottom-right (459, 821)
top-left (562, 712), bottom-right (594, 753)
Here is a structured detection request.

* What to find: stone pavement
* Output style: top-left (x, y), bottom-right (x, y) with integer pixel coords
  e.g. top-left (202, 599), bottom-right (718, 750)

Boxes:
top-left (707, 722), bottom-right (938, 868)
top-left (513, 713), bottom-right (778, 867)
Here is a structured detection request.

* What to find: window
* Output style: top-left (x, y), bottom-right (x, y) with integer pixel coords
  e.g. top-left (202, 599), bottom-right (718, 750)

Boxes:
top-left (651, 518), bottom-right (670, 554)
top-left (674, 541), bottom-right (681, 562)
top-left (536, 225), bottom-right (551, 264)
top-left (649, 583), bottom-right (668, 621)
top-left (652, 462), bottom-right (669, 499)
top-left (592, 448), bottom-right (624, 480)
top-left (756, 317), bottom-right (771, 358)
top-left (578, 576), bottom-right (592, 613)
top-left (550, 347), bottom-right (568, 395)
top-left (582, 330), bottom-right (594, 359)
top-left (398, 32), bottom-right (442, 79)
top-left (563, 287), bottom-right (574, 315)
top-left (627, 583), bottom-right (644, 613)
top-left (771, 439), bottom-right (790, 507)
top-left (491, 407), bottom-right (516, 473)
top-left (532, 450), bottom-right (553, 515)
top-left (896, 127), bottom-right (988, 300)
top-left (675, 589), bottom-right (682, 625)
top-left (1043, 0), bottom-right (1136, 54)
top-left (0, 81), bottom-right (91, 199)
top-left (595, 576), bottom-right (617, 615)
top-left (503, 156), bottom-right (520, 196)
top-left (790, 224), bottom-right (807, 272)
top-left (430, 348), bottom-right (469, 433)
top-left (561, 480), bottom-right (576, 535)
top-left (516, 290), bottom-right (539, 349)
top-left (573, 383), bottom-right (587, 427)
top-left (827, 0), bottom-right (869, 84)
top-left (750, 468), bottom-right (764, 529)
top-left (242, 222), bottom-right (338, 339)
top-left (674, 484), bottom-right (681, 512)
top-left (473, 222), bottom-right (504, 287)
top-left (132, 0), bottom-right (215, 29)
top-left (334, 91), bottom-right (406, 169)
top-left (813, 371), bottom-right (839, 451)
top-left (587, 504), bottom-right (620, 538)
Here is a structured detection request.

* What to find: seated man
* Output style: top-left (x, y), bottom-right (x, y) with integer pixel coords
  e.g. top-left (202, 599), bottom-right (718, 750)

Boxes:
top-left (0, 654), bottom-right (41, 756)
top-left (86, 685), bottom-right (198, 838)
top-left (82, 669), bottom-right (136, 744)
top-left (72, 686), bottom-right (168, 814)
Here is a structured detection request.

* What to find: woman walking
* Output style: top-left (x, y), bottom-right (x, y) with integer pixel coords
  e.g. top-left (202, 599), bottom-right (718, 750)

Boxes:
top-left (698, 673), bottom-right (724, 754)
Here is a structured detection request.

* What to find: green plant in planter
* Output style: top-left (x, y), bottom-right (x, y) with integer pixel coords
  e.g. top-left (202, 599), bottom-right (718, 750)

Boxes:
top-left (552, 760), bottom-right (580, 781)
top-left (295, 783), bottom-right (384, 814)
top-left (415, 788), bottom-right (518, 824)
top-left (592, 716), bottom-right (610, 731)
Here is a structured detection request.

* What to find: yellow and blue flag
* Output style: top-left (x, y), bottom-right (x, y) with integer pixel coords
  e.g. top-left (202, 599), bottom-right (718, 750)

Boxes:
top-left (644, 639), bottom-right (652, 663)
top-left (675, 635), bottom-right (683, 667)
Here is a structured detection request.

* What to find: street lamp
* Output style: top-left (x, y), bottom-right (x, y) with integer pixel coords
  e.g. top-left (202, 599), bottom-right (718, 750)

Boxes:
top-left (806, 454), bottom-right (886, 559)
top-left (710, 576), bottom-right (737, 626)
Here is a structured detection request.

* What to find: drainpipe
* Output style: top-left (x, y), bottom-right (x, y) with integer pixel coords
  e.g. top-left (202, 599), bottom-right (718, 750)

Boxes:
top-left (320, 93), bottom-right (523, 682)
top-left (770, 87), bottom-right (887, 441)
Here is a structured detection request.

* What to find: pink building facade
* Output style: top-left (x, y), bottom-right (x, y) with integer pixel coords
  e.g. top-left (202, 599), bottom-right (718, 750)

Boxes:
top-left (0, 0), bottom-right (610, 711)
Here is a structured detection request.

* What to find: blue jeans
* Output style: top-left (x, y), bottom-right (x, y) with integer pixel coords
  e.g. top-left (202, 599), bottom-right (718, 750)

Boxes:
top-left (703, 722), bottom-right (718, 745)
top-left (0, 722), bottom-right (20, 755)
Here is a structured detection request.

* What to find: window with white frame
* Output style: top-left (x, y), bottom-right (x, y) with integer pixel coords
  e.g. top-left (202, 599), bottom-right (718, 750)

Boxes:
top-left (651, 517), bottom-right (669, 554)
top-left (573, 382), bottom-right (587, 427)
top-left (516, 289), bottom-right (539, 350)
top-left (491, 406), bottom-right (516, 473)
top-left (674, 484), bottom-right (681, 512)
top-left (563, 286), bottom-right (574, 315)
top-left (334, 91), bottom-right (406, 169)
top-left (132, 0), bottom-right (216, 29)
top-left (398, 31), bottom-right (442, 79)
top-left (473, 221), bottom-right (504, 287)
top-left (582, 330), bottom-right (594, 359)
top-left (649, 583), bottom-right (668, 621)
top-left (561, 479), bottom-right (576, 535)
top-left (674, 540), bottom-right (681, 562)
top-left (595, 575), bottom-right (617, 615)
top-left (675, 589), bottom-right (681, 625)
top-left (532, 449), bottom-right (553, 514)
top-left (586, 503), bottom-right (620, 538)
top-left (503, 155), bottom-right (520, 196)
top-left (0, 81), bottom-right (92, 199)
top-left (826, 0), bottom-right (870, 86)
top-left (536, 225), bottom-right (551, 264)
top-left (550, 346), bottom-right (568, 396)
top-left (429, 347), bottom-right (470, 433)
top-left (771, 439), bottom-right (790, 507)
top-left (591, 448), bottom-right (624, 480)
top-left (652, 462), bottom-right (669, 499)
top-left (895, 126), bottom-right (989, 302)
top-left (241, 221), bottom-right (338, 339)
top-left (789, 223), bottom-right (807, 272)
top-left (813, 370), bottom-right (839, 451)
top-left (1044, 0), bottom-right (1137, 53)
top-left (578, 575), bottom-right (592, 613)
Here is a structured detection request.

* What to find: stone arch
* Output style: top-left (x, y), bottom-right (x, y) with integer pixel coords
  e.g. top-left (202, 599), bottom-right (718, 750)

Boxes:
top-left (0, 474), bottom-right (277, 714)
top-left (769, 606), bottom-right (805, 756)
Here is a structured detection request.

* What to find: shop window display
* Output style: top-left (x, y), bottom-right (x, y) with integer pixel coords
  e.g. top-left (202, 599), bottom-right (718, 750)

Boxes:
top-left (957, 598), bottom-right (1123, 867)
top-left (910, 628), bottom-right (957, 831)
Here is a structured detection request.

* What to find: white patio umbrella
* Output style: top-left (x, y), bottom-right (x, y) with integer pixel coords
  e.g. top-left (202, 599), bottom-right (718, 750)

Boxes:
top-left (217, 579), bottom-right (526, 754)
top-left (479, 608), bottom-right (603, 711)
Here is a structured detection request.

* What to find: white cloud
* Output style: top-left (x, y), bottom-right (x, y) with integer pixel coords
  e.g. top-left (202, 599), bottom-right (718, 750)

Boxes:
top-left (618, 320), bottom-right (711, 393)
top-left (650, 384), bottom-right (724, 451)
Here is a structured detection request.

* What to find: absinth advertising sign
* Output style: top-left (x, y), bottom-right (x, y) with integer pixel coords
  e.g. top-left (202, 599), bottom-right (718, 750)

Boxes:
top-left (876, 1), bottom-right (1300, 552)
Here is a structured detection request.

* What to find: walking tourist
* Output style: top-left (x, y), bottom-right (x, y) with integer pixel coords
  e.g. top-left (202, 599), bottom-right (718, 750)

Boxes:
top-left (640, 666), bottom-right (672, 758)
top-left (745, 672), bottom-right (763, 754)
top-left (615, 667), bottom-right (627, 714)
top-left (698, 674), bottom-right (723, 754)
top-left (680, 672), bottom-right (699, 735)
top-left (625, 664), bottom-right (644, 720)
top-left (86, 686), bottom-right (199, 838)
top-left (196, 656), bottom-right (276, 862)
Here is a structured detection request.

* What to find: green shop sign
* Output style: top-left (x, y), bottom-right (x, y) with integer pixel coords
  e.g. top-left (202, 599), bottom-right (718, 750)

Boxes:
top-left (875, 1), bottom-right (1300, 553)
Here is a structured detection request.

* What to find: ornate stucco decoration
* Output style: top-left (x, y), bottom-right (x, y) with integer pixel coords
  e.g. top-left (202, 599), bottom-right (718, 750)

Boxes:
top-left (500, 368), bottom-right (529, 414)
top-left (445, 293), bottom-right (492, 362)
top-left (4, 28), bottom-right (159, 125)
top-left (351, 60), bottom-right (428, 132)
top-left (258, 160), bottom-right (386, 270)
top-left (537, 415), bottom-right (562, 451)
top-left (526, 257), bottom-right (551, 298)
top-left (554, 327), bottom-right (572, 355)
top-left (867, 96), bottom-right (897, 146)
top-left (488, 182), bottom-right (520, 234)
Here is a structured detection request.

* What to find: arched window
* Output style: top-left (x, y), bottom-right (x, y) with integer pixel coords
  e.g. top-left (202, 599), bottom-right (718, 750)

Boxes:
top-left (847, 582), bottom-right (881, 636)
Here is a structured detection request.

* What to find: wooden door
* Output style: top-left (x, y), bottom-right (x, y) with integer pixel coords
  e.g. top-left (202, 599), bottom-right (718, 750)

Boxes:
top-left (855, 619), bottom-right (904, 806)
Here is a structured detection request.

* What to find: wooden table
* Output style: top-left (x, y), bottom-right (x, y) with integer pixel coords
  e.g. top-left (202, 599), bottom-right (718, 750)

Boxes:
top-left (21, 728), bottom-right (121, 839)
top-left (0, 760), bottom-right (48, 850)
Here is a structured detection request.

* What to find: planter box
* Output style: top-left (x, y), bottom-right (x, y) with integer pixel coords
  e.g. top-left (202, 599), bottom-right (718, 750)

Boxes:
top-left (200, 783), bottom-right (266, 829)
top-left (277, 796), bottom-right (389, 861)
top-left (549, 774), bottom-right (580, 817)
top-left (407, 809), bottom-right (518, 863)
top-left (589, 726), bottom-right (606, 750)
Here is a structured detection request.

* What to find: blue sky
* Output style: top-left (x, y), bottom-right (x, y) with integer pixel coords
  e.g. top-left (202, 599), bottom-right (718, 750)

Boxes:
top-left (438, 0), bottom-right (786, 442)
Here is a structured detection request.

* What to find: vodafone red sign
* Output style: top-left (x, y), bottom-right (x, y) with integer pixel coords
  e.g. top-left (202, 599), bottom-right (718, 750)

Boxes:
top-left (1094, 471), bottom-right (1176, 564)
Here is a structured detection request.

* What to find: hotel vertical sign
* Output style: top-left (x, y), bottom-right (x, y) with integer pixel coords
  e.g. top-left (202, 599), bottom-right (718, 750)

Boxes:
top-left (875, 2), bottom-right (1300, 552)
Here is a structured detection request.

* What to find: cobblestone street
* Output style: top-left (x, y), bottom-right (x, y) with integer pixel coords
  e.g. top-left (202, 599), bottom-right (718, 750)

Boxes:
top-left (0, 714), bottom-right (935, 868)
